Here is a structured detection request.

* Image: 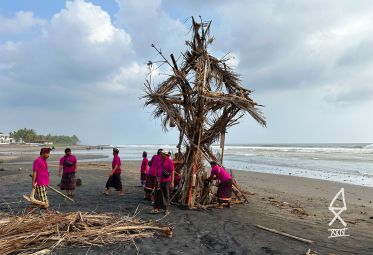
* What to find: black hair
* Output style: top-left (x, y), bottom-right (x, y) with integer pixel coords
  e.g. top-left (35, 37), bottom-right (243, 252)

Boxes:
top-left (113, 148), bottom-right (119, 154)
top-left (210, 161), bottom-right (218, 166)
top-left (143, 151), bottom-right (147, 158)
top-left (157, 148), bottom-right (163, 155)
top-left (65, 148), bottom-right (71, 154)
top-left (40, 148), bottom-right (51, 156)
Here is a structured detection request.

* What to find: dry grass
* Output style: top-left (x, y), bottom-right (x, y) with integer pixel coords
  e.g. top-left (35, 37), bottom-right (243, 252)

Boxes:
top-left (0, 211), bottom-right (172, 255)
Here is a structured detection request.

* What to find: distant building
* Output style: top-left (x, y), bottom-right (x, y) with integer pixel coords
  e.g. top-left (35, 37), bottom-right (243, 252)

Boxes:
top-left (0, 133), bottom-right (14, 144)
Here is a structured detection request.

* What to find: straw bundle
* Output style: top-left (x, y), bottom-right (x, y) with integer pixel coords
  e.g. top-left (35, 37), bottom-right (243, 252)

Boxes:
top-left (0, 211), bottom-right (172, 255)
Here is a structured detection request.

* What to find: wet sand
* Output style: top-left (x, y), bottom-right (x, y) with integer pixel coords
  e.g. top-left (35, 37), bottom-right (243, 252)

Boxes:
top-left (0, 151), bottom-right (372, 254)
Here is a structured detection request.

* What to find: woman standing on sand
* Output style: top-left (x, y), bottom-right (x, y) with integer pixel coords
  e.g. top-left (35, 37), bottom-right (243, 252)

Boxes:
top-left (103, 148), bottom-right (123, 196)
top-left (59, 148), bottom-right (78, 197)
top-left (144, 148), bottom-right (162, 201)
top-left (152, 150), bottom-right (175, 215)
top-left (140, 151), bottom-right (148, 187)
top-left (206, 161), bottom-right (232, 208)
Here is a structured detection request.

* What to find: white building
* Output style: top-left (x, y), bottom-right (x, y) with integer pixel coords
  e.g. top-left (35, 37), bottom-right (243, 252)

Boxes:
top-left (0, 133), bottom-right (14, 144)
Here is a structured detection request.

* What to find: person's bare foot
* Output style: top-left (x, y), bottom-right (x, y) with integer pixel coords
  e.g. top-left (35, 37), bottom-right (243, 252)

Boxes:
top-left (117, 191), bottom-right (124, 196)
top-left (216, 204), bottom-right (224, 209)
top-left (150, 209), bottom-right (160, 214)
top-left (103, 190), bottom-right (109, 195)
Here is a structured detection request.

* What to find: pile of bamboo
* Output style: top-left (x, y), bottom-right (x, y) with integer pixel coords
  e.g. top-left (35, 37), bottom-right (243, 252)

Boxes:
top-left (0, 211), bottom-right (172, 255)
top-left (144, 17), bottom-right (266, 208)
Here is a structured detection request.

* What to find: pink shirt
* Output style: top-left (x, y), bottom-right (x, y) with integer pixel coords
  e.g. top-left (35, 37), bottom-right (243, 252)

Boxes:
top-left (112, 155), bottom-right (121, 174)
top-left (141, 157), bottom-right (149, 173)
top-left (33, 156), bottom-right (50, 186)
top-left (148, 155), bottom-right (161, 176)
top-left (59, 155), bottom-right (77, 173)
top-left (160, 157), bottom-right (174, 183)
top-left (209, 165), bottom-right (231, 183)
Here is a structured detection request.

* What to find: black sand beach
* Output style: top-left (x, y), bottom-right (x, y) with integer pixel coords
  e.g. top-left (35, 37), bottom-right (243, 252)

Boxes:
top-left (1, 149), bottom-right (372, 254)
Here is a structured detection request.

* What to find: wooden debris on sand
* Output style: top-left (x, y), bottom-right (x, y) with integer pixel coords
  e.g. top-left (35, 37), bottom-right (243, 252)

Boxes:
top-left (143, 17), bottom-right (266, 208)
top-left (255, 225), bottom-right (313, 244)
top-left (0, 211), bottom-right (173, 255)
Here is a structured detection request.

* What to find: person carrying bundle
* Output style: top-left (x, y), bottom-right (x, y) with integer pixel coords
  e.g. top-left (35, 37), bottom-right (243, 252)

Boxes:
top-left (205, 161), bottom-right (232, 208)
top-left (29, 147), bottom-right (52, 212)
top-left (59, 148), bottom-right (77, 197)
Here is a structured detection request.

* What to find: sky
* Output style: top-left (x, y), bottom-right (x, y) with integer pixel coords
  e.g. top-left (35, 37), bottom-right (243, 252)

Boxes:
top-left (1, 0), bottom-right (373, 145)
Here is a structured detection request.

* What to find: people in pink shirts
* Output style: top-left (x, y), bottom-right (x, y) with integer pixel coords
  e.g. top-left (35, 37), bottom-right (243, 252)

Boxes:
top-left (152, 150), bottom-right (174, 215)
top-left (140, 151), bottom-right (148, 187)
top-left (30, 147), bottom-right (52, 210)
top-left (206, 161), bottom-right (232, 208)
top-left (59, 148), bottom-right (77, 197)
top-left (103, 148), bottom-right (123, 196)
top-left (144, 148), bottom-right (162, 201)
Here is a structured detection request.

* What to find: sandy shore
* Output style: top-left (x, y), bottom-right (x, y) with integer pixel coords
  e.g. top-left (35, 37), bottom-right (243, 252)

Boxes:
top-left (0, 154), bottom-right (372, 254)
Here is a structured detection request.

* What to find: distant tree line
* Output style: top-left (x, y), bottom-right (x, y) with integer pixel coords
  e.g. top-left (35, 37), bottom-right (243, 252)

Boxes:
top-left (10, 128), bottom-right (80, 145)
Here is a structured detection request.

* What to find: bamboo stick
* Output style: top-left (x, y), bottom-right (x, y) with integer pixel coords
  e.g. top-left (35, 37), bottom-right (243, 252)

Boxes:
top-left (255, 225), bottom-right (314, 244)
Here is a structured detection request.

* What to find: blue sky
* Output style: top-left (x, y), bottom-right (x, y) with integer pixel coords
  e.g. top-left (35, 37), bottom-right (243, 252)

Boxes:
top-left (1, 0), bottom-right (373, 145)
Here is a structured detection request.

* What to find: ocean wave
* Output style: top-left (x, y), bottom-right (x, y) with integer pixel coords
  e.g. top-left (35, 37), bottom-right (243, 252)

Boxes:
top-left (363, 144), bottom-right (373, 149)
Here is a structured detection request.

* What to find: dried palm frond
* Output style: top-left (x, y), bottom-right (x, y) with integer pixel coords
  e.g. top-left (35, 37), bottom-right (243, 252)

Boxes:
top-left (143, 17), bottom-right (266, 208)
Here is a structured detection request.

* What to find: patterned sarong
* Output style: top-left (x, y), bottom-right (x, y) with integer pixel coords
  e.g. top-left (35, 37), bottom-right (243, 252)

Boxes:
top-left (35, 185), bottom-right (49, 208)
top-left (217, 179), bottom-right (232, 201)
top-left (60, 172), bottom-right (76, 190)
top-left (144, 175), bottom-right (156, 191)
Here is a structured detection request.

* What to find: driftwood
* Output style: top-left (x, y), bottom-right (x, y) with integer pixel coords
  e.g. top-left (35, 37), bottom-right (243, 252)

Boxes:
top-left (23, 188), bottom-right (48, 207)
top-left (255, 225), bottom-right (314, 244)
top-left (143, 17), bottom-right (266, 208)
top-left (0, 211), bottom-right (173, 255)
top-left (20, 249), bottom-right (51, 255)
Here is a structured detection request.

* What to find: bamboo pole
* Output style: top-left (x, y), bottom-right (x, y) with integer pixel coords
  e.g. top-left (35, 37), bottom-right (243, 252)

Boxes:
top-left (255, 225), bottom-right (314, 244)
top-left (47, 185), bottom-right (75, 203)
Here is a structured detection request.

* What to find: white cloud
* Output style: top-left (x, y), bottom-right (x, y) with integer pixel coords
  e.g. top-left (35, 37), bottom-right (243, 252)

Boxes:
top-left (114, 0), bottom-right (188, 59)
top-left (2, 0), bottom-right (373, 143)
top-left (0, 0), bottom-right (139, 105)
top-left (0, 11), bottom-right (46, 34)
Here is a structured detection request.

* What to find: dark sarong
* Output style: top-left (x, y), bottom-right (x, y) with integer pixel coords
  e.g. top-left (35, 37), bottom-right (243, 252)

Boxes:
top-left (144, 175), bottom-right (156, 191)
top-left (154, 181), bottom-right (170, 211)
top-left (106, 173), bottom-right (122, 191)
top-left (60, 172), bottom-right (76, 190)
top-left (141, 173), bottom-right (147, 185)
top-left (217, 179), bottom-right (232, 201)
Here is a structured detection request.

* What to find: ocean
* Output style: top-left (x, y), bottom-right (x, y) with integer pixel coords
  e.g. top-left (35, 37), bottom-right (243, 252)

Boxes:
top-left (74, 143), bottom-right (373, 187)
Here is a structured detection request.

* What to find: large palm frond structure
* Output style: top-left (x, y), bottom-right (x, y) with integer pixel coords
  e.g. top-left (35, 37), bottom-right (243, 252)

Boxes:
top-left (143, 17), bottom-right (266, 208)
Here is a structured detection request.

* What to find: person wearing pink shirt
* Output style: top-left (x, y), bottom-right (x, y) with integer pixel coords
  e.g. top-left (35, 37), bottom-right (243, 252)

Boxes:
top-left (144, 148), bottom-right (162, 201)
top-left (140, 151), bottom-right (148, 187)
top-left (103, 148), bottom-right (123, 196)
top-left (206, 161), bottom-right (232, 208)
top-left (152, 150), bottom-right (174, 215)
top-left (30, 147), bottom-right (52, 210)
top-left (59, 148), bottom-right (77, 197)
